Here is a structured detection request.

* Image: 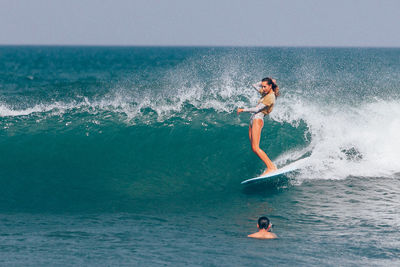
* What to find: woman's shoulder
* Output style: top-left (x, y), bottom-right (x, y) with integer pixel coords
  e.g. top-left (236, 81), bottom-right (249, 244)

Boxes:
top-left (261, 93), bottom-right (275, 105)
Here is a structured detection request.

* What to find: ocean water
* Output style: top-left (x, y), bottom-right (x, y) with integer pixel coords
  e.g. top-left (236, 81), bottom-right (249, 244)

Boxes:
top-left (0, 46), bottom-right (400, 266)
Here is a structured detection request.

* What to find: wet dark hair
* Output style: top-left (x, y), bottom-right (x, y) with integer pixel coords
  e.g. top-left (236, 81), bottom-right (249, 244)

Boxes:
top-left (258, 216), bottom-right (270, 229)
top-left (262, 77), bottom-right (280, 98)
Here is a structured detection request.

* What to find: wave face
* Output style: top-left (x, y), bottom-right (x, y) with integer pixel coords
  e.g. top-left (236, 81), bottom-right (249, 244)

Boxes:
top-left (1, 46), bottom-right (400, 212)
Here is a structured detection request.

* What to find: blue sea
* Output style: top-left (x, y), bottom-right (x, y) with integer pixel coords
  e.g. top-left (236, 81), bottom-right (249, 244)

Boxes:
top-left (0, 46), bottom-right (400, 266)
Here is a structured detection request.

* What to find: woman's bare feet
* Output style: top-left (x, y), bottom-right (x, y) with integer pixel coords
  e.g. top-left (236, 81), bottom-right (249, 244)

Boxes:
top-left (261, 165), bottom-right (278, 176)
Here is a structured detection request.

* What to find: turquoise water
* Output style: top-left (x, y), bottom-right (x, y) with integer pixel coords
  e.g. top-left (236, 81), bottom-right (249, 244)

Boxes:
top-left (1, 46), bottom-right (400, 266)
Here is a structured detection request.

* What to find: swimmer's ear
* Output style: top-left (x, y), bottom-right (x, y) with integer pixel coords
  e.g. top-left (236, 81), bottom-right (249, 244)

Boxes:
top-left (257, 223), bottom-right (260, 229)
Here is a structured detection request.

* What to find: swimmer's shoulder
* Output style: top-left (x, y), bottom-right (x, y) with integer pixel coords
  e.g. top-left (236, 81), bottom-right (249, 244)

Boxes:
top-left (248, 232), bottom-right (277, 239)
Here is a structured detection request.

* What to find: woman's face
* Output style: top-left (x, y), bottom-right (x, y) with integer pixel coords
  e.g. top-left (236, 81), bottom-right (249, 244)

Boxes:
top-left (261, 81), bottom-right (272, 94)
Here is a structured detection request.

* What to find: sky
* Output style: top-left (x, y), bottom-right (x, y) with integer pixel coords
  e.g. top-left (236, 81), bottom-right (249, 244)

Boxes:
top-left (0, 0), bottom-right (399, 47)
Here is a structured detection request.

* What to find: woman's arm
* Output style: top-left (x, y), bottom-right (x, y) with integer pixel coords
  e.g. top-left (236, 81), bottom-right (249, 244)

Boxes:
top-left (236, 82), bottom-right (264, 115)
top-left (252, 82), bottom-right (262, 93)
top-left (237, 103), bottom-right (266, 114)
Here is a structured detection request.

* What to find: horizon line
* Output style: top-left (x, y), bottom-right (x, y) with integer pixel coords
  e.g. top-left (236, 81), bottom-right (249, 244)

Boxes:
top-left (0, 44), bottom-right (399, 49)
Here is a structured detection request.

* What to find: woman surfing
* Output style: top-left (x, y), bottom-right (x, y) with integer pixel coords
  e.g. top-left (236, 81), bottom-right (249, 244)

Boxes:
top-left (237, 77), bottom-right (280, 176)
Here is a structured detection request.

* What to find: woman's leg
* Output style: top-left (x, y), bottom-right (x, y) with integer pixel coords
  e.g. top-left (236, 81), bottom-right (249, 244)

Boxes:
top-left (249, 124), bottom-right (252, 144)
top-left (251, 119), bottom-right (277, 174)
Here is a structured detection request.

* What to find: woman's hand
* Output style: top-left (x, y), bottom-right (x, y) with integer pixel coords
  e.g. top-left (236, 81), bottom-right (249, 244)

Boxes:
top-left (237, 108), bottom-right (244, 115)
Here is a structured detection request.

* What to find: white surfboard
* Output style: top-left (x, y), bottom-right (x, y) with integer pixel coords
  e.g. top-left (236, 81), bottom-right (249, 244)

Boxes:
top-left (241, 165), bottom-right (298, 185)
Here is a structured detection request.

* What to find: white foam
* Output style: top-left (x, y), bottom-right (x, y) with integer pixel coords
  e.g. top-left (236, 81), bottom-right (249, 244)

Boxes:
top-left (0, 101), bottom-right (78, 117)
top-left (273, 97), bottom-right (400, 180)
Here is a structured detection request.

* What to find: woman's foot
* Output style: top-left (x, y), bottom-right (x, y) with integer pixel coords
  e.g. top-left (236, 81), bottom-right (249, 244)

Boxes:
top-left (261, 166), bottom-right (278, 176)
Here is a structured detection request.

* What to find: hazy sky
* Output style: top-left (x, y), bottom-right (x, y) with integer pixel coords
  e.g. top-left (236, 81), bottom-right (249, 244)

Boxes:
top-left (1, 0), bottom-right (399, 47)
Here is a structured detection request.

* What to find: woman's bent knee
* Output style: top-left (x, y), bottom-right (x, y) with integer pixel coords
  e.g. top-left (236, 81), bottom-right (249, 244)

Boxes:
top-left (251, 145), bottom-right (260, 153)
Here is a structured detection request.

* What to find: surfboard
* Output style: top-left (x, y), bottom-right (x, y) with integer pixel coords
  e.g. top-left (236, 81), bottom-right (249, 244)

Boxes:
top-left (241, 165), bottom-right (298, 185)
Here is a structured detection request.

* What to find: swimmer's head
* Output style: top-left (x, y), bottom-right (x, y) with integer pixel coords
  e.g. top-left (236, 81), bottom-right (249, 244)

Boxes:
top-left (257, 216), bottom-right (270, 230)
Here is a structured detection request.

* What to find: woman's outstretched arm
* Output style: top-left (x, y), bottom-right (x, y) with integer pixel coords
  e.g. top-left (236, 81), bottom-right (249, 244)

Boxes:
top-left (237, 103), bottom-right (266, 114)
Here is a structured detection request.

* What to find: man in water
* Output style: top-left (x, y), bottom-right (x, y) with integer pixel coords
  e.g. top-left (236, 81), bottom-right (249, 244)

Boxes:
top-left (248, 216), bottom-right (277, 239)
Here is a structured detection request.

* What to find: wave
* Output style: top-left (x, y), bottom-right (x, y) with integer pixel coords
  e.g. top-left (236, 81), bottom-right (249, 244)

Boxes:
top-left (1, 46), bottom-right (400, 191)
top-left (1, 86), bottom-right (399, 184)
